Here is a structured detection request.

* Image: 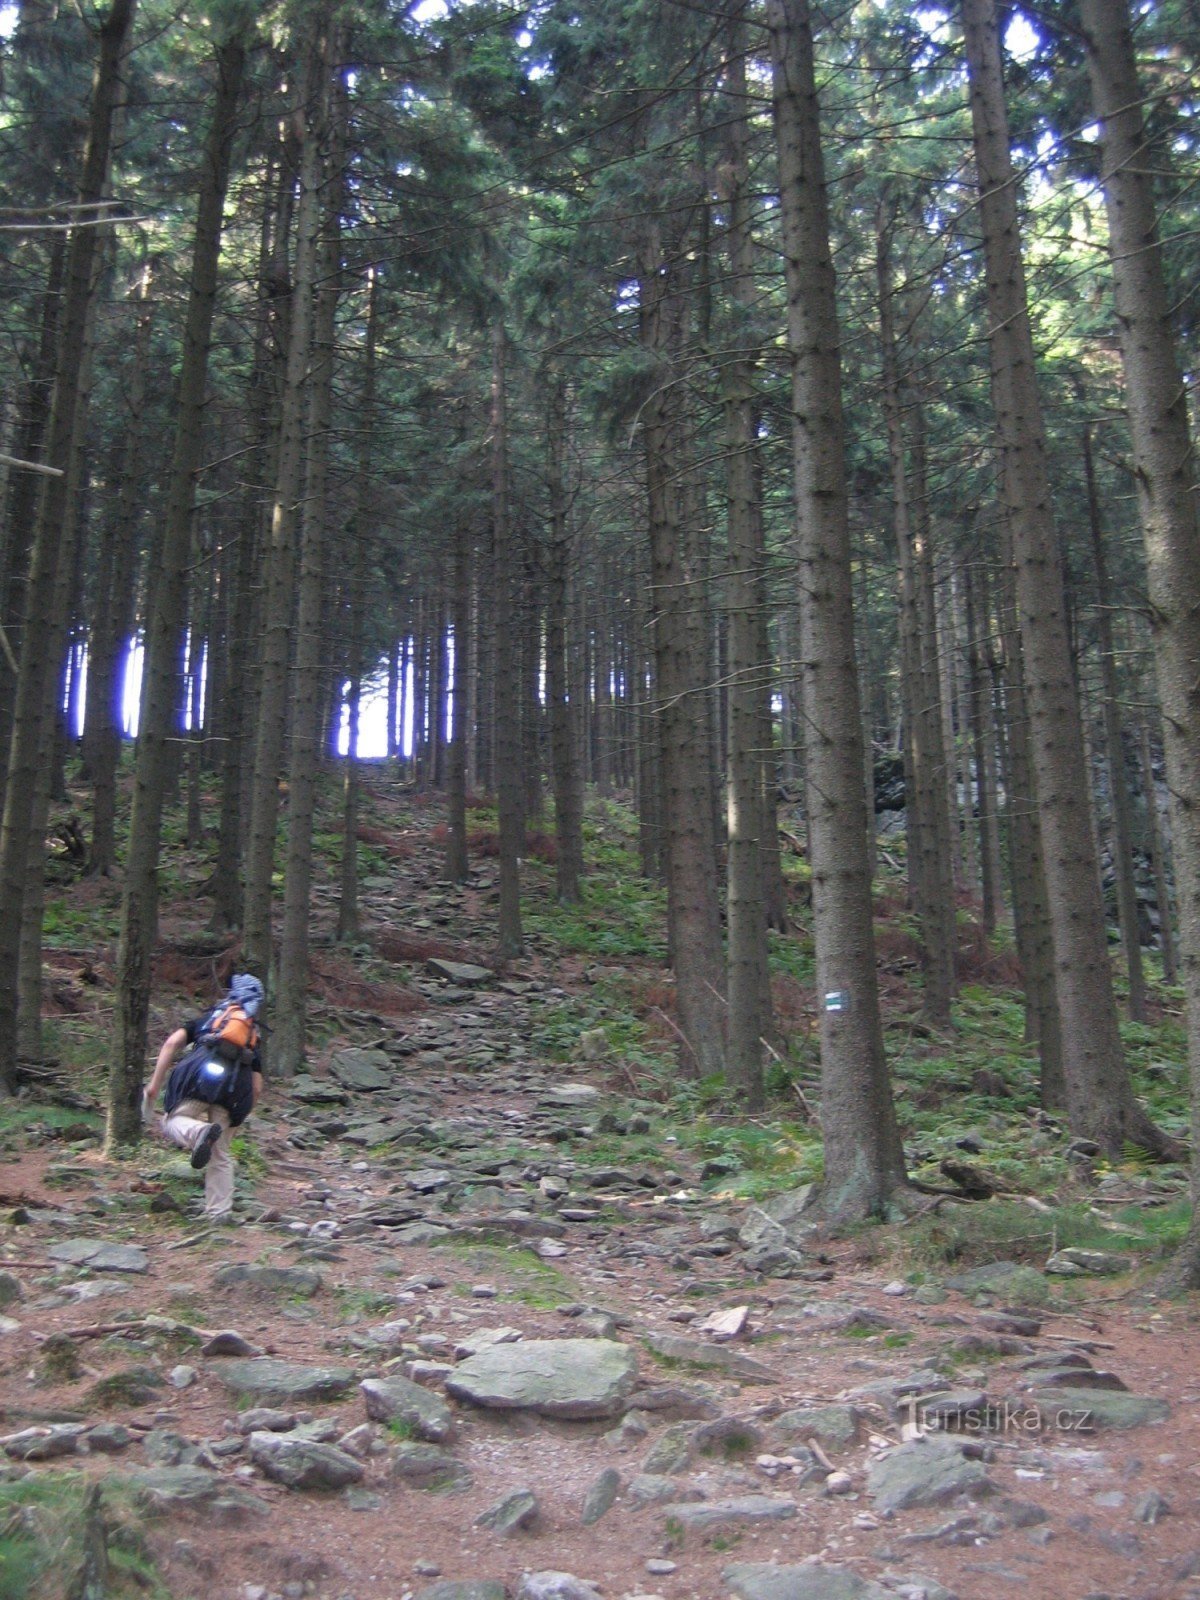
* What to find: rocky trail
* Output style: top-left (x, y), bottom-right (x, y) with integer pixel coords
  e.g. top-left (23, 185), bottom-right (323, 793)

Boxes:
top-left (3, 831), bottom-right (1200, 1600)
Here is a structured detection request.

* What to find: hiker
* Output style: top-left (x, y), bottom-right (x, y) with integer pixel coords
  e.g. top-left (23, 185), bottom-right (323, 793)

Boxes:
top-left (142, 974), bottom-right (266, 1221)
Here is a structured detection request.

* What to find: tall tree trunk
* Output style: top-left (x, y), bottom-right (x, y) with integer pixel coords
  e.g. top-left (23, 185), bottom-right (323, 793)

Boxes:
top-left (640, 249), bottom-right (726, 1079)
top-left (768, 0), bottom-right (908, 1215)
top-left (0, 236), bottom-right (66, 823)
top-left (209, 145), bottom-right (289, 933)
top-left (185, 573), bottom-right (209, 848)
top-left (386, 636), bottom-right (400, 762)
top-left (1083, 422), bottom-right (1146, 1021)
top-left (1141, 720), bottom-right (1177, 983)
top-left (877, 212), bottom-right (955, 1025)
top-left (242, 20), bottom-right (326, 984)
top-left (966, 559), bottom-right (1004, 931)
top-left (86, 267), bottom-right (151, 875)
top-left (522, 565), bottom-right (543, 825)
top-left (962, 0), bottom-right (1170, 1154)
top-left (110, 28), bottom-right (246, 1145)
top-left (445, 520), bottom-right (471, 884)
top-left (996, 530), bottom-right (1066, 1101)
top-left (1079, 0), bottom-right (1200, 1255)
top-left (722, 15), bottom-right (769, 1108)
top-left (491, 325), bottom-right (524, 957)
top-left (948, 558), bottom-right (978, 897)
top-left (633, 553), bottom-right (661, 883)
top-left (0, 0), bottom-right (136, 1097)
top-left (910, 396), bottom-right (958, 1017)
top-left (338, 269), bottom-right (378, 937)
top-left (276, 49), bottom-right (342, 1077)
top-left (18, 310), bottom-right (98, 1065)
top-left (545, 373), bottom-right (583, 901)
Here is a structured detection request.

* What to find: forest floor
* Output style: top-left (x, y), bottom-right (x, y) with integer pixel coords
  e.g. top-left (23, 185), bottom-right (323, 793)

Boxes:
top-left (2, 776), bottom-right (1200, 1600)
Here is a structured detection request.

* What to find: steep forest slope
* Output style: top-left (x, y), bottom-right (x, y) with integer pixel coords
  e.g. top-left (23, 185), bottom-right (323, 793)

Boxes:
top-left (0, 778), bottom-right (1196, 1600)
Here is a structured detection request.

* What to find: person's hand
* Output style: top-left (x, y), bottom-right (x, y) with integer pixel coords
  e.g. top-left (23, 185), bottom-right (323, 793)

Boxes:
top-left (141, 1088), bottom-right (155, 1126)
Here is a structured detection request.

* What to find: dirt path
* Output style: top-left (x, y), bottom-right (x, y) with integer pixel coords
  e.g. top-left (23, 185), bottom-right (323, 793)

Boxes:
top-left (3, 823), bottom-right (1199, 1600)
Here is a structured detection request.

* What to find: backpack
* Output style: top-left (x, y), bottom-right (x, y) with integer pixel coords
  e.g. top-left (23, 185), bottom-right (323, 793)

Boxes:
top-left (199, 1001), bottom-right (260, 1062)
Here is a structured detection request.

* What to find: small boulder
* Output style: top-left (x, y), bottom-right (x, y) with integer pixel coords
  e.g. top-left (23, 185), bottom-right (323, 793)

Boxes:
top-left (390, 1442), bottom-right (473, 1492)
top-left (360, 1376), bottom-right (453, 1441)
top-left (247, 1431), bottom-right (364, 1491)
top-left (47, 1239), bottom-right (148, 1274)
top-left (867, 1438), bottom-right (992, 1514)
top-left (475, 1487), bottom-right (539, 1534)
top-left (211, 1358), bottom-right (354, 1405)
top-left (581, 1467), bottom-right (620, 1525)
top-left (330, 1048), bottom-right (394, 1091)
top-left (211, 1265), bottom-right (323, 1297)
top-left (661, 1496), bottom-right (798, 1530)
top-left (516, 1575), bottom-right (603, 1600)
top-left (724, 1564), bottom-right (893, 1600)
top-left (415, 1586), bottom-right (507, 1600)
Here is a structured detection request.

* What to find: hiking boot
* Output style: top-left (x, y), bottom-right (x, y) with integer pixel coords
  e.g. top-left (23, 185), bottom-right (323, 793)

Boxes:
top-left (190, 1123), bottom-right (222, 1170)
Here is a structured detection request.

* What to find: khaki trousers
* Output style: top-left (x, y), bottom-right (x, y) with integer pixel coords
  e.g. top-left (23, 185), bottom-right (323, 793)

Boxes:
top-left (162, 1099), bottom-right (235, 1217)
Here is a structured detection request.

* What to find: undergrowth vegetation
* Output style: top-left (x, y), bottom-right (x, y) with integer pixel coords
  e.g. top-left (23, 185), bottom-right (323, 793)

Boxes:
top-left (0, 1475), bottom-right (167, 1600)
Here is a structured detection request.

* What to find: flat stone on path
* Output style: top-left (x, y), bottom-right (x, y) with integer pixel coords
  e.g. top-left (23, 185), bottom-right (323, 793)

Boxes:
top-left (330, 1048), bottom-right (394, 1091)
top-left (517, 1575), bottom-right (603, 1600)
top-left (628, 1474), bottom-right (701, 1507)
top-left (360, 1376), bottom-right (453, 1441)
top-left (210, 1358), bottom-right (355, 1404)
top-left (724, 1565), bottom-right (893, 1600)
top-left (444, 1338), bottom-right (637, 1419)
top-left (415, 1586), bottom-right (507, 1600)
top-left (867, 1437), bottom-right (992, 1514)
top-left (644, 1332), bottom-right (775, 1382)
top-left (1026, 1388), bottom-right (1170, 1429)
top-left (290, 1075), bottom-right (349, 1105)
top-left (3, 1424), bottom-right (87, 1460)
top-left (389, 1441), bottom-right (473, 1492)
top-left (540, 1084), bottom-right (601, 1106)
top-left (767, 1406), bottom-right (861, 1452)
top-left (47, 1239), bottom-right (148, 1273)
top-left (127, 1466), bottom-right (270, 1519)
top-left (944, 1260), bottom-right (1038, 1296)
top-left (247, 1431), bottom-right (364, 1490)
top-left (660, 1496), bottom-right (799, 1530)
top-left (426, 958), bottom-right (493, 985)
top-left (211, 1264), bottom-right (323, 1297)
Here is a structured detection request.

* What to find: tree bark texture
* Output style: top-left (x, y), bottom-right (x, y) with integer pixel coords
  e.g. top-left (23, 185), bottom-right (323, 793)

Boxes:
top-left (640, 250), bottom-right (727, 1080)
top-left (962, 0), bottom-right (1167, 1154)
top-left (491, 324), bottom-right (524, 958)
top-left (545, 372), bottom-right (583, 902)
top-left (1079, 0), bottom-right (1200, 1253)
top-left (83, 272), bottom-right (150, 877)
top-left (722, 17), bottom-right (770, 1108)
top-left (276, 47), bottom-right (344, 1077)
top-left (877, 213), bottom-right (955, 1025)
top-left (1082, 422), bottom-right (1146, 1021)
top-left (768, 0), bottom-right (909, 1216)
top-left (242, 20), bottom-right (327, 983)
